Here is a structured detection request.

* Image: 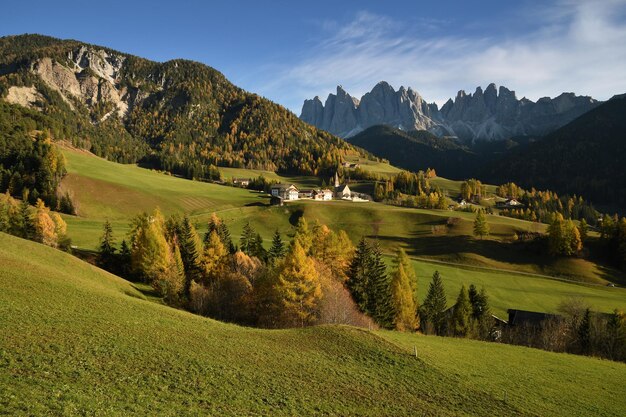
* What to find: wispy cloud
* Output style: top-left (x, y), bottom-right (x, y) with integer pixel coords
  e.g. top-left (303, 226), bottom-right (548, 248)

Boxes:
top-left (253, 1), bottom-right (626, 113)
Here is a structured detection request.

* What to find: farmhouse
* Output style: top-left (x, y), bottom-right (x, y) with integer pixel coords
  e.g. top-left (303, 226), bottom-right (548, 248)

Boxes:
top-left (497, 198), bottom-right (524, 209)
top-left (298, 189), bottom-right (314, 199)
top-left (313, 189), bottom-right (333, 201)
top-left (270, 184), bottom-right (299, 201)
top-left (232, 177), bottom-right (251, 187)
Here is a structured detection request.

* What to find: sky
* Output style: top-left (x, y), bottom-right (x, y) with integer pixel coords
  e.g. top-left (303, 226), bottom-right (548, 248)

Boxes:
top-left (3, 0), bottom-right (626, 113)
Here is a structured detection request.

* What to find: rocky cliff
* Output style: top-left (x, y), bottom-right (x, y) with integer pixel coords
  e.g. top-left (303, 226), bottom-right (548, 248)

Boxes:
top-left (301, 82), bottom-right (599, 141)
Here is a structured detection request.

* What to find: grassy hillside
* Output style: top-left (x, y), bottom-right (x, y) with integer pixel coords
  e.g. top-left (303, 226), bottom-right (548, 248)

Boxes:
top-left (2, 232), bottom-right (625, 416)
top-left (408, 258), bottom-right (626, 317)
top-left (59, 147), bottom-right (626, 319)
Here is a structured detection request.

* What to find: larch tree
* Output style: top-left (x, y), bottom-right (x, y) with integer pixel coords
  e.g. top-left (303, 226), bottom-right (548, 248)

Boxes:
top-left (473, 210), bottom-right (489, 240)
top-left (202, 230), bottom-right (228, 283)
top-left (129, 209), bottom-right (172, 284)
top-left (275, 241), bottom-right (322, 327)
top-left (395, 248), bottom-right (419, 313)
top-left (292, 216), bottom-right (312, 254)
top-left (32, 199), bottom-right (57, 247)
top-left (390, 260), bottom-right (418, 332)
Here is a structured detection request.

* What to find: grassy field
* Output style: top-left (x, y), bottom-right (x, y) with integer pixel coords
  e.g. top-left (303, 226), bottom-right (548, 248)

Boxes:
top-left (2, 232), bottom-right (625, 416)
top-left (407, 258), bottom-right (626, 317)
top-left (59, 148), bottom-right (626, 317)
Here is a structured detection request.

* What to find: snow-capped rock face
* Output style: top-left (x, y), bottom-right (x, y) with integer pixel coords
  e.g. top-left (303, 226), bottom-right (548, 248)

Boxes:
top-left (300, 82), bottom-right (600, 141)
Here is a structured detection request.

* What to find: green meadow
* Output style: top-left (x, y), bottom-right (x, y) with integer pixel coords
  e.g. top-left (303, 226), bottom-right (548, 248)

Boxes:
top-left (1, 232), bottom-right (625, 416)
top-left (58, 148), bottom-right (626, 318)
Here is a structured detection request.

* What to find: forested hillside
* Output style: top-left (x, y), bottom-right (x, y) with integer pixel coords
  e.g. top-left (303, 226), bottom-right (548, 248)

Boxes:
top-left (483, 95), bottom-right (626, 209)
top-left (0, 34), bottom-right (367, 184)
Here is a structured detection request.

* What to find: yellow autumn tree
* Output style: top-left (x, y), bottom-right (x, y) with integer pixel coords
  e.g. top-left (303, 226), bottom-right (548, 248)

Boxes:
top-left (130, 209), bottom-right (171, 283)
top-left (201, 230), bottom-right (228, 283)
top-left (33, 199), bottom-right (57, 247)
top-left (390, 260), bottom-right (418, 332)
top-left (276, 241), bottom-right (322, 327)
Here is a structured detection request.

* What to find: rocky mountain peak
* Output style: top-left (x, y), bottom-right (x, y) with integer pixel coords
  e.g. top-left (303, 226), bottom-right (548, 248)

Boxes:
top-left (301, 82), bottom-right (600, 141)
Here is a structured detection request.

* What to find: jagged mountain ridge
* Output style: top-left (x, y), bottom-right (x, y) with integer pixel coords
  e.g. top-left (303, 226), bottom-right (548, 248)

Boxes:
top-left (300, 82), bottom-right (599, 141)
top-left (0, 34), bottom-right (364, 177)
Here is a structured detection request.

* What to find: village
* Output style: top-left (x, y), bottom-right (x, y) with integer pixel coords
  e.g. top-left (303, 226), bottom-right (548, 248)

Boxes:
top-left (233, 172), bottom-right (371, 205)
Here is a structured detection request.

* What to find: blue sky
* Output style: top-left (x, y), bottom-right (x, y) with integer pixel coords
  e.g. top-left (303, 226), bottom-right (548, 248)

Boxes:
top-left (3, 0), bottom-right (626, 112)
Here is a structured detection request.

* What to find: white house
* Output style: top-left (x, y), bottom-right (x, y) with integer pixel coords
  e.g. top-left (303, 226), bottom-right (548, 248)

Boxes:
top-left (271, 184), bottom-right (299, 201)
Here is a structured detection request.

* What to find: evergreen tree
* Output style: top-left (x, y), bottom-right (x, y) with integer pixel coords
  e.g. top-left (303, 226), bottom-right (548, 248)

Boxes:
top-left (206, 213), bottom-right (235, 253)
top-left (367, 242), bottom-right (394, 329)
top-left (390, 258), bottom-right (418, 331)
top-left (473, 210), bottom-right (489, 239)
top-left (119, 239), bottom-right (132, 278)
top-left (252, 232), bottom-right (268, 262)
top-left (179, 215), bottom-right (203, 290)
top-left (268, 230), bottom-right (285, 262)
top-left (468, 284), bottom-right (489, 320)
top-left (275, 241), bottom-right (322, 327)
top-left (451, 285), bottom-right (472, 337)
top-left (347, 237), bottom-right (371, 311)
top-left (239, 222), bottom-right (255, 255)
top-left (421, 271), bottom-right (448, 335)
top-left (98, 220), bottom-right (116, 270)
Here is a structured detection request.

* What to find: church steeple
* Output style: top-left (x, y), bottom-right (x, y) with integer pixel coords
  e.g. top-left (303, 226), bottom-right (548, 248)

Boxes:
top-left (334, 172), bottom-right (340, 188)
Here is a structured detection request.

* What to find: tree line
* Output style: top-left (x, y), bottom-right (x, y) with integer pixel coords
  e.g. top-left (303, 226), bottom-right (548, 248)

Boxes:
top-left (0, 190), bottom-right (70, 250)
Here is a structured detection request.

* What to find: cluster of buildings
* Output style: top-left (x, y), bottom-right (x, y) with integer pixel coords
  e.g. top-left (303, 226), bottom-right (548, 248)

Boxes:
top-left (269, 173), bottom-right (364, 205)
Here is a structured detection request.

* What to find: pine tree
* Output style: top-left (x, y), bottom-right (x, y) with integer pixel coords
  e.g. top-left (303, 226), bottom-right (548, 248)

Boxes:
top-left (421, 271), bottom-right (448, 335)
top-left (240, 222), bottom-right (255, 255)
top-left (473, 210), bottom-right (489, 239)
top-left (252, 232), bottom-right (268, 261)
top-left (275, 241), bottom-right (322, 327)
top-left (119, 239), bottom-right (132, 278)
top-left (451, 285), bottom-right (472, 337)
top-left (367, 242), bottom-right (394, 329)
top-left (390, 259), bottom-right (418, 331)
top-left (98, 220), bottom-right (116, 270)
top-left (347, 237), bottom-right (371, 311)
top-left (206, 213), bottom-right (235, 253)
top-left (268, 230), bottom-right (285, 262)
top-left (179, 215), bottom-right (203, 290)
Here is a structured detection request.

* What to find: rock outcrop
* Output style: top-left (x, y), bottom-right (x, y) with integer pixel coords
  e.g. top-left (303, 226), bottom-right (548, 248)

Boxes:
top-left (301, 82), bottom-right (599, 141)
